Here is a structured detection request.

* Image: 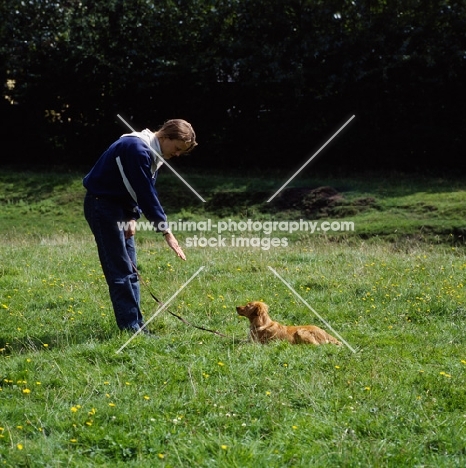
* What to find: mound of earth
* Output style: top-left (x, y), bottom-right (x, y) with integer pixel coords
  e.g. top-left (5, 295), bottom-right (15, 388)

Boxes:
top-left (271, 186), bottom-right (341, 215)
top-left (271, 186), bottom-right (377, 217)
top-left (204, 186), bottom-right (377, 217)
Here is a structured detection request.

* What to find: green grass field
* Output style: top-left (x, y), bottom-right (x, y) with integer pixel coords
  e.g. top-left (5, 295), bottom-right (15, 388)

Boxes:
top-left (1, 169), bottom-right (465, 467)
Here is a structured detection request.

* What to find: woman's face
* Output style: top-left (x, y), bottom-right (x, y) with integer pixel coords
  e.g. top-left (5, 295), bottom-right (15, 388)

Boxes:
top-left (159, 137), bottom-right (191, 159)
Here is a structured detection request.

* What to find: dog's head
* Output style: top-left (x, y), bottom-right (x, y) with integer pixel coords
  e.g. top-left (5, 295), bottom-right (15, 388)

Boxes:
top-left (236, 301), bottom-right (270, 326)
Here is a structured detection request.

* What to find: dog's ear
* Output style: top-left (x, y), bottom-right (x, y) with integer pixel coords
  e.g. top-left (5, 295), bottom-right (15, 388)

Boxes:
top-left (247, 302), bottom-right (260, 317)
top-left (256, 302), bottom-right (268, 316)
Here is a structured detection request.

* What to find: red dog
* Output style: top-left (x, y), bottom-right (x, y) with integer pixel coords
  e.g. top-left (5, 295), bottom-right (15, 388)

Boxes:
top-left (236, 301), bottom-right (341, 345)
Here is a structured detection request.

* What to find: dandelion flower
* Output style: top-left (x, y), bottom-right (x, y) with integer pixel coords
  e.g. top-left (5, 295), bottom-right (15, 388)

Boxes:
top-left (70, 439), bottom-right (78, 443)
top-left (144, 395), bottom-right (150, 400)
top-left (71, 407), bottom-right (78, 413)
top-left (17, 444), bottom-right (23, 450)
top-left (266, 391), bottom-right (271, 395)
top-left (218, 362), bottom-right (224, 366)
top-left (109, 403), bottom-right (116, 407)
top-left (22, 388), bottom-right (31, 394)
top-left (221, 445), bottom-right (228, 450)
top-left (158, 454), bottom-right (165, 459)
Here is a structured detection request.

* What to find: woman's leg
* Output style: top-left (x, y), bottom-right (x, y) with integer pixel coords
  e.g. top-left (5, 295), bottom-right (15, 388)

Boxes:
top-left (125, 234), bottom-right (141, 311)
top-left (84, 194), bottom-right (143, 331)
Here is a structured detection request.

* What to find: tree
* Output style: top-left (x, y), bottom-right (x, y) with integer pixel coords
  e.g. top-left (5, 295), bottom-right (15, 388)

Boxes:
top-left (1, 0), bottom-right (464, 170)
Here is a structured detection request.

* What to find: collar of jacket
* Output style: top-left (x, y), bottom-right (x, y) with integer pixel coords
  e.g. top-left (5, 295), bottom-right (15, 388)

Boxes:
top-left (121, 128), bottom-right (165, 173)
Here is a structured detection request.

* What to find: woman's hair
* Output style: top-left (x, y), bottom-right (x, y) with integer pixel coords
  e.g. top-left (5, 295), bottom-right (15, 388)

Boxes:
top-left (157, 119), bottom-right (198, 153)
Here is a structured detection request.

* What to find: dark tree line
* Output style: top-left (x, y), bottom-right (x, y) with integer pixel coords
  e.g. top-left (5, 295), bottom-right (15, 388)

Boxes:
top-left (1, 0), bottom-right (465, 171)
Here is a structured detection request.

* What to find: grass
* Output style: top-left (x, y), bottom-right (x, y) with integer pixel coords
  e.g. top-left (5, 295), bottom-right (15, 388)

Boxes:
top-left (0, 169), bottom-right (466, 466)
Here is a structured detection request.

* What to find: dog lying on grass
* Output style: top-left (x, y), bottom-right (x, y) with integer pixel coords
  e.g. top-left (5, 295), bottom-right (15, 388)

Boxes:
top-left (236, 301), bottom-right (341, 345)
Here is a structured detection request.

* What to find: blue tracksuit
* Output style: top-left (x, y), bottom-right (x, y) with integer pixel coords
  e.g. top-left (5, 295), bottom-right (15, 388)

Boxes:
top-left (83, 133), bottom-right (166, 332)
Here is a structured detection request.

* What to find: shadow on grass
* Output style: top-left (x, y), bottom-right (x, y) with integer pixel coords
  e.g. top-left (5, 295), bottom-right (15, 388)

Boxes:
top-left (0, 170), bottom-right (80, 204)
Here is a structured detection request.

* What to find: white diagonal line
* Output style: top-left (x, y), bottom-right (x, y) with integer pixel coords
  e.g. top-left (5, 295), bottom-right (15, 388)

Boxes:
top-left (116, 266), bottom-right (205, 353)
top-left (267, 266), bottom-right (356, 353)
top-left (117, 114), bottom-right (206, 203)
top-left (267, 115), bottom-right (355, 203)
top-left (117, 114), bottom-right (137, 133)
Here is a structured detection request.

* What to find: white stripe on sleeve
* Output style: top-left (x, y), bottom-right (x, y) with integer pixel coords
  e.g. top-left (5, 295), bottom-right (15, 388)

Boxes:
top-left (115, 156), bottom-right (138, 203)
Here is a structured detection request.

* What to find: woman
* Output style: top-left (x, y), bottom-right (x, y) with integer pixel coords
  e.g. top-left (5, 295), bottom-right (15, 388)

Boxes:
top-left (83, 119), bottom-right (197, 334)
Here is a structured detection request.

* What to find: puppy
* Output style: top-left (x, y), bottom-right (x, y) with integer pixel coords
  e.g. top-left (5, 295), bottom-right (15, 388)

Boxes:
top-left (236, 301), bottom-right (341, 345)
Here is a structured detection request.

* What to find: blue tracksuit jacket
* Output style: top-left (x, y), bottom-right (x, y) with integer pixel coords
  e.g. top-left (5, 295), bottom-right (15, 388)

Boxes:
top-left (83, 135), bottom-right (166, 227)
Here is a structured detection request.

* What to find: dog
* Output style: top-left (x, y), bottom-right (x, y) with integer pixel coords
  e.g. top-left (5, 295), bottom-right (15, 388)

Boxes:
top-left (236, 301), bottom-right (341, 345)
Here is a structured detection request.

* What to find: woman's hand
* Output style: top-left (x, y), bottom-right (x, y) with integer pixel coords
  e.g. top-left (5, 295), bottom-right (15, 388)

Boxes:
top-left (164, 232), bottom-right (186, 260)
top-left (124, 219), bottom-right (136, 239)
